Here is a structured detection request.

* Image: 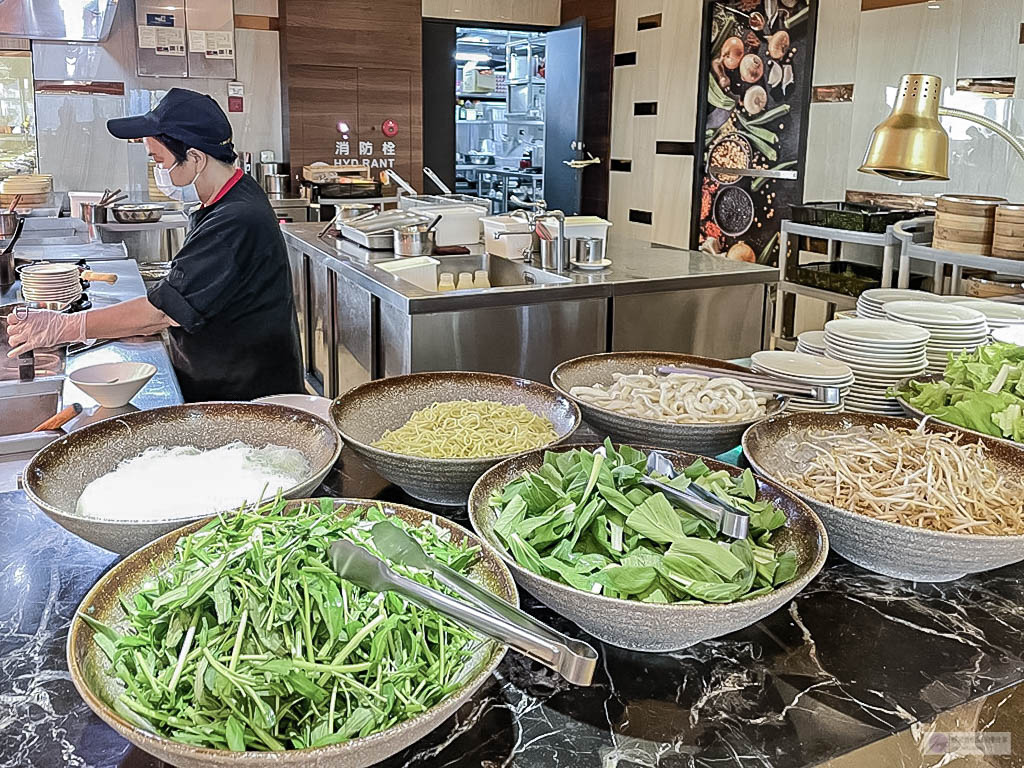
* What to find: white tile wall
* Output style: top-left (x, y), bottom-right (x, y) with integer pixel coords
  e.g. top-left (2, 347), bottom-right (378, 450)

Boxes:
top-left (608, 0), bottom-right (704, 248)
top-left (808, 0), bottom-right (1024, 203)
top-left (811, 0), bottom-right (860, 86)
top-left (32, 1), bottom-right (283, 195)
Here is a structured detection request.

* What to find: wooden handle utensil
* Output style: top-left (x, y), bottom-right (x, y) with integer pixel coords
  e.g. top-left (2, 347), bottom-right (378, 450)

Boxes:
top-left (81, 270), bottom-right (118, 284)
top-left (32, 402), bottom-right (82, 432)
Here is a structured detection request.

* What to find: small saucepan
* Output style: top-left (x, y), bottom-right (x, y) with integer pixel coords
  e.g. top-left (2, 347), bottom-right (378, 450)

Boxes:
top-left (393, 215), bottom-right (442, 257)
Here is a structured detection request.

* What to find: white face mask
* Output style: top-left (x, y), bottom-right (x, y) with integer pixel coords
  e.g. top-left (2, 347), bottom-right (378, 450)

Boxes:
top-left (153, 156), bottom-right (202, 203)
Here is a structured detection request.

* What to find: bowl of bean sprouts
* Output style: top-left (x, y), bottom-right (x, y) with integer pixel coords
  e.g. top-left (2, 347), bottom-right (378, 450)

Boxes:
top-left (742, 412), bottom-right (1024, 582)
top-left (551, 352), bottom-right (783, 456)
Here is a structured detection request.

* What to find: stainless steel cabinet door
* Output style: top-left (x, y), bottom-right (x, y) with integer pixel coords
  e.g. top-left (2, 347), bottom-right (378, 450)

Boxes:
top-left (334, 274), bottom-right (375, 395)
top-left (611, 284), bottom-right (767, 360)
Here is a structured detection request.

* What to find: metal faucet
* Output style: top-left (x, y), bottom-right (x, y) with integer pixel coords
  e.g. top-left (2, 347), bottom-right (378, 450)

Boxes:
top-left (493, 230), bottom-right (533, 262)
top-left (538, 210), bottom-right (568, 274)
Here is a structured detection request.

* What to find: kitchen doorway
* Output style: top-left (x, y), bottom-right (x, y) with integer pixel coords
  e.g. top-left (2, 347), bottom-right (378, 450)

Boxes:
top-left (423, 19), bottom-right (586, 214)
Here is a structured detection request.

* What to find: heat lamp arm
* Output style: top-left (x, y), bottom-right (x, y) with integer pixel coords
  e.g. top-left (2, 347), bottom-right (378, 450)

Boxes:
top-left (937, 106), bottom-right (1024, 163)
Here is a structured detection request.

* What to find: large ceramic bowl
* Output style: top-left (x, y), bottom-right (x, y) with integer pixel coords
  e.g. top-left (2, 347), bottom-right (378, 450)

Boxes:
top-left (68, 498), bottom-right (514, 768)
top-left (330, 372), bottom-right (580, 505)
top-left (894, 373), bottom-right (1020, 449)
top-left (550, 352), bottom-right (783, 456)
top-left (468, 444), bottom-right (828, 652)
top-left (743, 412), bottom-right (1024, 582)
top-left (23, 402), bottom-right (342, 554)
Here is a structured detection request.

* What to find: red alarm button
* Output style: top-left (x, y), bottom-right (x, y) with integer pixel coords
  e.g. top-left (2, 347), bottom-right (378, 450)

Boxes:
top-left (381, 119), bottom-right (399, 138)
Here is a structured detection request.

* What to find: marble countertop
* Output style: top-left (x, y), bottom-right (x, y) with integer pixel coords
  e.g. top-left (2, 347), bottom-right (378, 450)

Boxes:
top-left (3, 446), bottom-right (1023, 768)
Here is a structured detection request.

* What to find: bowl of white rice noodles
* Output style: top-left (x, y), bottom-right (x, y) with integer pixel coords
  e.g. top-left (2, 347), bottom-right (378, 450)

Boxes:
top-left (21, 402), bottom-right (342, 553)
top-left (551, 352), bottom-right (783, 456)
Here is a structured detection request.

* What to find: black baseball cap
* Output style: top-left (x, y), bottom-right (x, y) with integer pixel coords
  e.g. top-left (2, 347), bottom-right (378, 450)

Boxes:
top-left (107, 88), bottom-right (236, 162)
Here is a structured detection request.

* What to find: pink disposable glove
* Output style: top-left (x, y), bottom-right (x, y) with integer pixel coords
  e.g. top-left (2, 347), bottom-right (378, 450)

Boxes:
top-left (5, 309), bottom-right (87, 357)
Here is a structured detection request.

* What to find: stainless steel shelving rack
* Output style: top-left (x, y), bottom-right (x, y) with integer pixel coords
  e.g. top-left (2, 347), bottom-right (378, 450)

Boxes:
top-left (772, 219), bottom-right (902, 347)
top-left (893, 217), bottom-right (1024, 293)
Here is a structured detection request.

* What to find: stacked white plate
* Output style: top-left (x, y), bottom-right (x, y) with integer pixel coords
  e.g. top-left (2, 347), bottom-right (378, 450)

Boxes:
top-left (751, 350), bottom-right (853, 413)
top-left (856, 288), bottom-right (944, 319)
top-left (950, 298), bottom-right (1024, 329)
top-left (823, 319), bottom-right (929, 415)
top-left (882, 300), bottom-right (989, 375)
top-left (19, 262), bottom-right (82, 303)
top-left (795, 330), bottom-right (826, 357)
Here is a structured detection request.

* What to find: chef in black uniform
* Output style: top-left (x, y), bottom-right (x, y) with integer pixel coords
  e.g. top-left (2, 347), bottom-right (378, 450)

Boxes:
top-left (7, 88), bottom-right (304, 402)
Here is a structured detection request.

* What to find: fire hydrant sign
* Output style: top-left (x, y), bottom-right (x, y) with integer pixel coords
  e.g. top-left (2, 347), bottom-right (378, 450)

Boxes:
top-left (334, 137), bottom-right (398, 170)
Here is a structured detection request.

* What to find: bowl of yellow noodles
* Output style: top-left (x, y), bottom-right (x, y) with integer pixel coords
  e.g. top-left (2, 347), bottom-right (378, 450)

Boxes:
top-left (330, 371), bottom-right (581, 505)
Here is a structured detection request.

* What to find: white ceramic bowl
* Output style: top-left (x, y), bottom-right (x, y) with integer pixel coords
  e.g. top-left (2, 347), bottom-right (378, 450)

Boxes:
top-left (254, 393), bottom-right (334, 423)
top-left (69, 362), bottom-right (157, 408)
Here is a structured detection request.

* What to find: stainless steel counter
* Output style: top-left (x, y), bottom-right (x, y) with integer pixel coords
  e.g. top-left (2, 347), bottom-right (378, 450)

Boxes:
top-left (0, 259), bottom-right (183, 490)
top-left (282, 223), bottom-right (777, 395)
top-left (282, 223), bottom-right (777, 314)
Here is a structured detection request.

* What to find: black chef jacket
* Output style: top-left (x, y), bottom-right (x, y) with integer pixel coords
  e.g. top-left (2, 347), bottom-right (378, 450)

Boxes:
top-left (148, 171), bottom-right (304, 402)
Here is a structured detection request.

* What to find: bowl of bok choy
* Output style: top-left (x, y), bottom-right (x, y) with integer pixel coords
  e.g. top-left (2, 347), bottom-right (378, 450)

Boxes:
top-left (468, 442), bottom-right (828, 652)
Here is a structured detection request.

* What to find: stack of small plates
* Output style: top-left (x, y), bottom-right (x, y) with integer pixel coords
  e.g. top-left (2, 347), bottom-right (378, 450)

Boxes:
top-left (751, 350), bottom-right (853, 413)
top-left (19, 262), bottom-right (82, 304)
top-left (796, 330), bottom-right (826, 357)
top-left (856, 288), bottom-right (943, 319)
top-left (823, 319), bottom-right (929, 415)
top-left (951, 298), bottom-right (1024, 330)
top-left (882, 300), bottom-right (989, 375)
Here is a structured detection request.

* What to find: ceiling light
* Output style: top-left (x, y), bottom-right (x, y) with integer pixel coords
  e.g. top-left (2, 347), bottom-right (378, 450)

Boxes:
top-left (455, 52), bottom-right (491, 62)
top-left (927, 1), bottom-right (942, 8)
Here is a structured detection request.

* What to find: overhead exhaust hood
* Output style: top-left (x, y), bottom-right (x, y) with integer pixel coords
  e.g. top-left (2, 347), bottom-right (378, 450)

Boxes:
top-left (0, 0), bottom-right (121, 42)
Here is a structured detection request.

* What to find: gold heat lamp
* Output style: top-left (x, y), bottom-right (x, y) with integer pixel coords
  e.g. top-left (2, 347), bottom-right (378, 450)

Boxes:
top-left (859, 73), bottom-right (1024, 182)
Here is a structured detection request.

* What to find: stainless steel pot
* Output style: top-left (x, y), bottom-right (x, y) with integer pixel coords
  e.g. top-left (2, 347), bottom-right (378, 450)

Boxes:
top-left (111, 203), bottom-right (164, 224)
top-left (264, 173), bottom-right (289, 196)
top-left (393, 223), bottom-right (436, 257)
top-left (0, 211), bottom-right (18, 237)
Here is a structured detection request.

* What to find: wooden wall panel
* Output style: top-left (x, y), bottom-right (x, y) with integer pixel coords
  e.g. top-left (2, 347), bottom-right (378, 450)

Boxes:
top-left (561, 0), bottom-right (616, 218)
top-left (279, 0), bottom-right (423, 189)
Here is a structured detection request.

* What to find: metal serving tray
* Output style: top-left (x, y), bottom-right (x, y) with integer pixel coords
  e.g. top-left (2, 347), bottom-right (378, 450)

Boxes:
top-left (337, 210), bottom-right (431, 250)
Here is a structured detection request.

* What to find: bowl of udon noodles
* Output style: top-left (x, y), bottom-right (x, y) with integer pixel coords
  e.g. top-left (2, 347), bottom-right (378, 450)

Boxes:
top-left (551, 352), bottom-right (783, 456)
top-left (742, 412), bottom-right (1024, 582)
top-left (329, 372), bottom-right (581, 505)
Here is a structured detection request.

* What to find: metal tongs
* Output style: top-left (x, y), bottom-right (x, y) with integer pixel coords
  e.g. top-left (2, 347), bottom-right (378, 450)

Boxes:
top-left (595, 446), bottom-right (749, 539)
top-left (328, 522), bottom-right (598, 686)
top-left (654, 364), bottom-right (841, 406)
top-left (422, 166), bottom-right (452, 195)
top-left (642, 451), bottom-right (750, 539)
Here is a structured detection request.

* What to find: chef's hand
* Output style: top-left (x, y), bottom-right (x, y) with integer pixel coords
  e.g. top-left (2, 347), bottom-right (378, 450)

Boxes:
top-left (6, 309), bottom-right (87, 357)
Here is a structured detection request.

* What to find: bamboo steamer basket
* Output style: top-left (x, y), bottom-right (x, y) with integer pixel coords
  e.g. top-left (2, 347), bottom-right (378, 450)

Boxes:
top-left (933, 194), bottom-right (1007, 255)
top-left (993, 204), bottom-right (1024, 260)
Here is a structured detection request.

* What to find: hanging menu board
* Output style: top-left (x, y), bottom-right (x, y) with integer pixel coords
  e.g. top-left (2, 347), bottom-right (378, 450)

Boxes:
top-left (136, 0), bottom-right (188, 77)
top-left (185, 0), bottom-right (236, 80)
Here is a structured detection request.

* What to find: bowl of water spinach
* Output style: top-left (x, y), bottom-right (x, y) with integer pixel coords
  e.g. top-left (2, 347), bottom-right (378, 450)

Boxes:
top-left (68, 498), bottom-right (515, 767)
top-left (468, 442), bottom-right (828, 652)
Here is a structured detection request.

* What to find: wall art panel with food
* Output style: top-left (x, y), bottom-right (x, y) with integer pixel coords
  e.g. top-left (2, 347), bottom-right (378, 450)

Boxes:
top-left (693, 0), bottom-right (818, 265)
